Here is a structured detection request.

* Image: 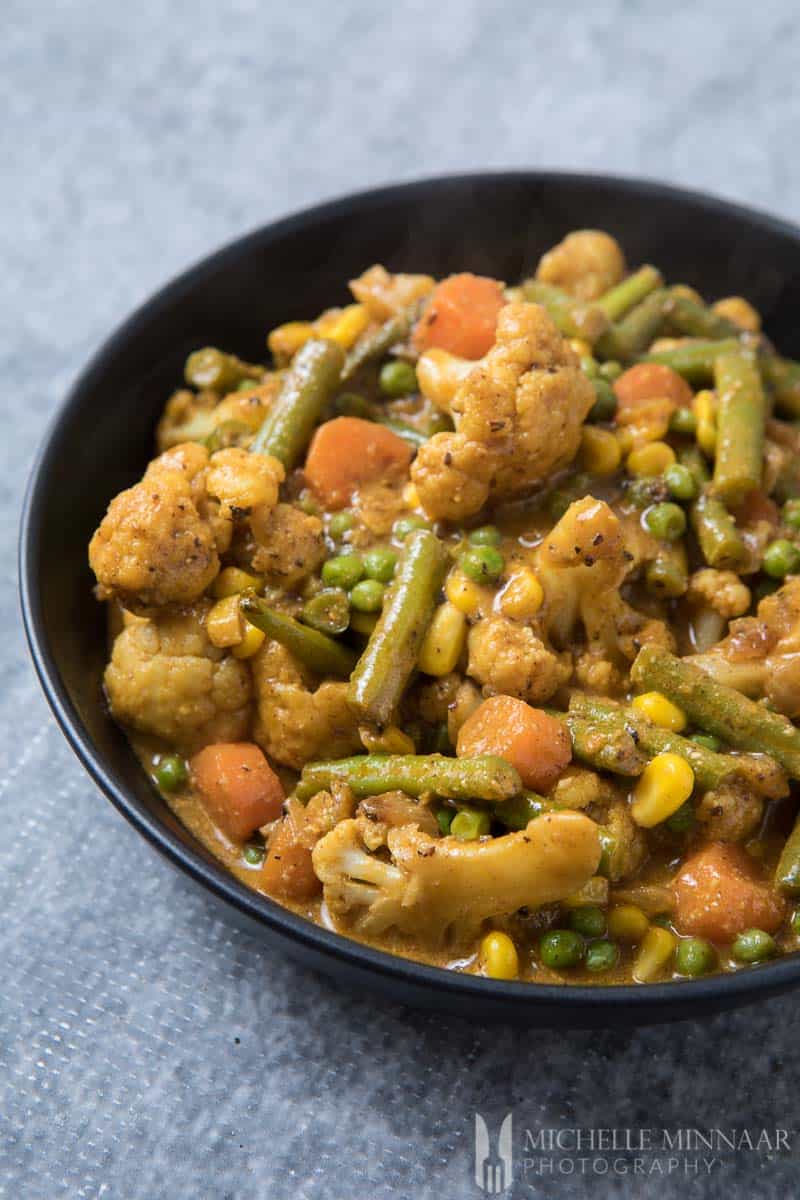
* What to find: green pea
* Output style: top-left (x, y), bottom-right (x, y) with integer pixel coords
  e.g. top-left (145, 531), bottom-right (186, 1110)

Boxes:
top-left (663, 462), bottom-right (698, 501)
top-left (690, 733), bottom-right (721, 752)
top-left (763, 538), bottom-right (800, 579)
top-left (363, 547), bottom-right (397, 582)
top-left (587, 379), bottom-right (617, 423)
top-left (436, 808), bottom-right (453, 836)
top-left (468, 525), bottom-right (502, 548)
top-left (732, 928), bottom-right (776, 963)
top-left (668, 407), bottom-right (698, 436)
top-left (585, 940), bottom-right (619, 973)
top-left (666, 800), bottom-right (696, 835)
top-left (598, 360), bottom-right (622, 382)
top-left (790, 908), bottom-right (800, 936)
top-left (651, 913), bottom-right (673, 930)
top-left (450, 808), bottom-right (491, 841)
top-left (675, 936), bottom-right (716, 977)
top-left (349, 578), bottom-right (385, 613)
top-left (243, 843), bottom-right (265, 866)
top-left (568, 906), bottom-right (606, 938)
top-left (301, 588), bottom-right (350, 635)
top-left (334, 391), bottom-right (372, 418)
top-left (379, 360), bottom-right (418, 397)
top-left (328, 510), bottom-right (355, 538)
top-left (539, 929), bottom-right (584, 970)
top-left (460, 546), bottom-right (505, 584)
top-left (392, 515), bottom-right (432, 542)
top-left (643, 502), bottom-right (687, 542)
top-left (321, 553), bottom-right (364, 590)
top-left (782, 499), bottom-right (800, 531)
top-left (625, 477), bottom-right (668, 510)
top-left (298, 494), bottom-right (320, 515)
top-left (154, 754), bottom-right (188, 792)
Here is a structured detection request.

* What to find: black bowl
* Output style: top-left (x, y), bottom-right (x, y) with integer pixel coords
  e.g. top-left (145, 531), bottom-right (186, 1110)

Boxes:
top-left (20, 172), bottom-right (800, 1025)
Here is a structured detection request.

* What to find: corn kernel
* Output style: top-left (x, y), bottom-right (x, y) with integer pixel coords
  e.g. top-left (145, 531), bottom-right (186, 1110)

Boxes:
top-left (207, 595), bottom-right (244, 648)
top-left (211, 567), bottom-right (263, 599)
top-left (418, 602), bottom-right (467, 676)
top-left (631, 691), bottom-right (687, 732)
top-left (615, 426), bottom-right (634, 456)
top-left (267, 320), bottom-right (314, 361)
top-left (498, 569), bottom-right (544, 620)
top-left (712, 296), bottom-right (761, 332)
top-left (693, 389), bottom-right (717, 456)
top-left (316, 303), bottom-right (369, 349)
top-left (626, 440), bottom-right (676, 477)
top-left (360, 724), bottom-right (416, 754)
top-left (580, 426), bottom-right (622, 475)
top-left (403, 482), bottom-right (421, 509)
top-left (445, 571), bottom-right (486, 618)
top-left (607, 904), bottom-right (650, 943)
top-left (480, 931), bottom-right (519, 981)
top-left (632, 925), bottom-right (677, 982)
top-left (231, 622), bottom-right (266, 659)
top-left (631, 753), bottom-right (695, 828)
top-left (569, 337), bottom-right (593, 359)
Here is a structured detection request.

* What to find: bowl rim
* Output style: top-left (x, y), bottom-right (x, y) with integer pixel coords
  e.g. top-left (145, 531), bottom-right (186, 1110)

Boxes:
top-left (19, 168), bottom-right (800, 1016)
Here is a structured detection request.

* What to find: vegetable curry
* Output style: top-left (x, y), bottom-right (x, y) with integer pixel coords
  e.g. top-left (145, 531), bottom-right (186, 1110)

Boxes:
top-left (89, 231), bottom-right (800, 985)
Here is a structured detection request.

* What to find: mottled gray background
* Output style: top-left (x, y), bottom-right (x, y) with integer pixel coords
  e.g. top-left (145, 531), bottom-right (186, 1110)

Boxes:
top-left (4, 1), bottom-right (800, 1196)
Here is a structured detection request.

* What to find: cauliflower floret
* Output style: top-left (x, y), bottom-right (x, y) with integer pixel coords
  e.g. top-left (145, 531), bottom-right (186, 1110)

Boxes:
top-left (89, 443), bottom-right (226, 610)
top-left (696, 782), bottom-right (763, 843)
top-left (250, 503), bottom-right (326, 589)
top-left (349, 264), bottom-right (435, 321)
top-left (687, 568), bottom-right (751, 621)
top-left (104, 600), bottom-right (252, 752)
top-left (411, 303), bottom-right (594, 521)
top-left (689, 577), bottom-right (800, 717)
top-left (467, 616), bottom-right (571, 705)
top-left (312, 810), bottom-right (601, 943)
top-left (205, 448), bottom-right (284, 522)
top-left (156, 381), bottom-right (278, 452)
top-left (535, 230), bottom-right (626, 301)
top-left (252, 639), bottom-right (360, 769)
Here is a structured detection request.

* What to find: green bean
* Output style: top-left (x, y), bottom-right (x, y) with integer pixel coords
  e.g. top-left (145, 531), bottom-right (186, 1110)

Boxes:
top-left (690, 494), bottom-right (747, 569)
top-left (184, 347), bottom-right (263, 392)
top-left (762, 355), bottom-right (800, 418)
top-left (492, 791), bottom-right (550, 830)
top-left (712, 347), bottom-right (766, 504)
top-left (631, 645), bottom-right (800, 778)
top-left (588, 378), bottom-right (617, 422)
top-left (775, 814), bottom-right (800, 894)
top-left (296, 753), bottom-right (521, 803)
top-left (239, 592), bottom-right (357, 677)
top-left (642, 338), bottom-right (741, 384)
top-left (645, 541), bottom-right (689, 598)
top-left (348, 529), bottom-right (447, 725)
top-left (595, 289), bottom-right (670, 362)
top-left (678, 444), bottom-right (710, 487)
top-left (554, 712), bottom-right (647, 776)
top-left (341, 305), bottom-right (418, 381)
top-left (520, 280), bottom-right (609, 342)
top-left (372, 415), bottom-right (428, 449)
top-left (596, 265), bottom-right (664, 321)
top-left (251, 338), bottom-right (344, 467)
top-left (451, 808), bottom-right (491, 840)
top-left (664, 292), bottom-right (739, 340)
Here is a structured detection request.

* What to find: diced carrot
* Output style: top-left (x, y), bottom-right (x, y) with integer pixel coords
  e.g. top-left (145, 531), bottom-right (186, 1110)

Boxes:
top-left (412, 273), bottom-right (505, 360)
top-left (304, 417), bottom-right (413, 509)
top-left (257, 808), bottom-right (321, 901)
top-left (613, 363), bottom-right (693, 414)
top-left (673, 842), bottom-right (786, 942)
top-left (191, 742), bottom-right (284, 842)
top-left (456, 694), bottom-right (572, 792)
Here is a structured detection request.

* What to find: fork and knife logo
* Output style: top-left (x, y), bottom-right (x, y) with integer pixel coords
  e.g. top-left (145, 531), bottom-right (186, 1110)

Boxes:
top-left (474, 1112), bottom-right (513, 1194)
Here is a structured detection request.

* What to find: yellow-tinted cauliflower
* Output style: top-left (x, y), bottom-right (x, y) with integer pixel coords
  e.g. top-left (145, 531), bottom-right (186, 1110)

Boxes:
top-left (205, 447), bottom-right (284, 522)
top-left (411, 303), bottom-right (594, 521)
top-left (686, 568), bottom-right (751, 621)
top-left (467, 616), bottom-right (571, 705)
top-left (104, 600), bottom-right (252, 752)
top-left (251, 503), bottom-right (326, 589)
top-left (89, 444), bottom-right (227, 610)
top-left (252, 639), bottom-right (361, 770)
top-left (535, 230), bottom-right (626, 301)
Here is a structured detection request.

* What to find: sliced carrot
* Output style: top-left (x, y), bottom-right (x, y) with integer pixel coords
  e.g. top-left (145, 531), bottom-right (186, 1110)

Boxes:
top-left (673, 842), bottom-right (786, 942)
top-left (258, 808), bottom-right (320, 901)
top-left (456, 694), bottom-right (572, 792)
top-left (613, 363), bottom-right (693, 414)
top-left (412, 273), bottom-right (505, 359)
top-left (191, 742), bottom-right (284, 842)
top-left (304, 417), bottom-right (413, 509)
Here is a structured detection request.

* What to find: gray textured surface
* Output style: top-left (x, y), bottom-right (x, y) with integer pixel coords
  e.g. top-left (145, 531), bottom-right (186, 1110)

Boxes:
top-left (4, 1), bottom-right (800, 1196)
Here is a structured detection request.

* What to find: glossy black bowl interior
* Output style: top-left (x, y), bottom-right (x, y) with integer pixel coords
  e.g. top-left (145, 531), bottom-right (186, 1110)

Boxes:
top-left (20, 172), bottom-right (800, 1025)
